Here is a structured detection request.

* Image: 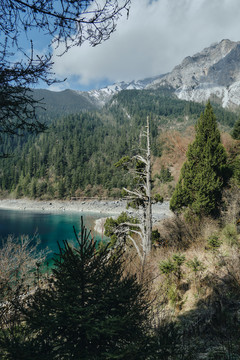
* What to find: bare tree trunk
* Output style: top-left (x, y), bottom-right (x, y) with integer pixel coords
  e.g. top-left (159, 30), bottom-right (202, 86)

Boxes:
top-left (114, 116), bottom-right (155, 266)
top-left (141, 117), bottom-right (152, 265)
top-left (146, 116), bottom-right (152, 255)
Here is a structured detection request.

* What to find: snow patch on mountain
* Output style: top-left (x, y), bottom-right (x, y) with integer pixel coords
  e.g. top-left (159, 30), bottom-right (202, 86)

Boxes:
top-left (176, 81), bottom-right (240, 108)
top-left (76, 75), bottom-right (165, 108)
top-left (176, 84), bottom-right (228, 106)
top-left (148, 39), bottom-right (240, 109)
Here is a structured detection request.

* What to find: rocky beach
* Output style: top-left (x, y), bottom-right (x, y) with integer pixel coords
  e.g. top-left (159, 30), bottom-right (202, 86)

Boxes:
top-left (0, 198), bottom-right (173, 233)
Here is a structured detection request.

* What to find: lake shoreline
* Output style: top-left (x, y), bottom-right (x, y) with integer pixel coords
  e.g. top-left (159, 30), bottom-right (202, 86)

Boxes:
top-left (0, 198), bottom-right (173, 234)
top-left (0, 198), bottom-right (128, 215)
top-left (0, 198), bottom-right (172, 216)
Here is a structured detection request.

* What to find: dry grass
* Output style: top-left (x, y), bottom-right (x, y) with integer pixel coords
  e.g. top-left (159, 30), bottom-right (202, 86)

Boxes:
top-left (122, 127), bottom-right (240, 331)
top-left (145, 201), bottom-right (240, 316)
top-left (222, 184), bottom-right (240, 224)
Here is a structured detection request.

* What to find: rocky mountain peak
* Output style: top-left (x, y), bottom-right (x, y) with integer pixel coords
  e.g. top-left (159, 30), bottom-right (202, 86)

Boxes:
top-left (39, 39), bottom-right (240, 110)
top-left (147, 39), bottom-right (240, 108)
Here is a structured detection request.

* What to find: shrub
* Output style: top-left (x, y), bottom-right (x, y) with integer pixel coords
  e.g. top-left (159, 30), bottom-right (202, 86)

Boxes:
top-left (207, 233), bottom-right (222, 251)
top-left (222, 223), bottom-right (238, 246)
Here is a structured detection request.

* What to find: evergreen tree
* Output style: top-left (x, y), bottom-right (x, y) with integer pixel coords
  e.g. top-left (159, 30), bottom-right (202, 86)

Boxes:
top-left (233, 155), bottom-right (240, 186)
top-left (232, 117), bottom-right (240, 140)
top-left (170, 102), bottom-right (229, 217)
top-left (1, 218), bottom-right (150, 360)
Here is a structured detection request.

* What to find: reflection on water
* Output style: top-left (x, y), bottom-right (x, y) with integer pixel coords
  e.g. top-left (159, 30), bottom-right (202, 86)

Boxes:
top-left (0, 209), bottom-right (107, 257)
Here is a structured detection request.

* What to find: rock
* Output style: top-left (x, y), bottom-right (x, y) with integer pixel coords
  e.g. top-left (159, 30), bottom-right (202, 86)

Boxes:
top-left (147, 39), bottom-right (240, 108)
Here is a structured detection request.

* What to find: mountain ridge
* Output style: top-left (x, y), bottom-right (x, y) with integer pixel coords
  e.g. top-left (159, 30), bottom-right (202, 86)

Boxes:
top-left (147, 39), bottom-right (240, 108)
top-left (34, 39), bottom-right (240, 111)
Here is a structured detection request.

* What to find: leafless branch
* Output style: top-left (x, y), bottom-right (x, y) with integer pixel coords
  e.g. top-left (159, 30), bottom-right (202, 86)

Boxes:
top-left (128, 235), bottom-right (143, 263)
top-left (0, 0), bottom-right (131, 139)
top-left (1, 0), bottom-right (131, 50)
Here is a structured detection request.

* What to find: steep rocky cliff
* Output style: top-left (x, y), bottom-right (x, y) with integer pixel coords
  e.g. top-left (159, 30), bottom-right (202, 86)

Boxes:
top-left (148, 39), bottom-right (240, 108)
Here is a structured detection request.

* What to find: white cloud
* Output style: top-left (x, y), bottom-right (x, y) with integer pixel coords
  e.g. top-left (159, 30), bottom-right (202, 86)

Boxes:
top-left (51, 0), bottom-right (240, 90)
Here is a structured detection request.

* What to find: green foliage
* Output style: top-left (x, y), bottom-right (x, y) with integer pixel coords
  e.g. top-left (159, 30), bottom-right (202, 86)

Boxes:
top-left (232, 117), bottom-right (240, 140)
top-left (126, 200), bottom-right (139, 209)
top-left (152, 229), bottom-right (161, 245)
top-left (232, 155), bottom-right (240, 186)
top-left (150, 319), bottom-right (197, 360)
top-left (207, 346), bottom-right (239, 360)
top-left (0, 112), bottom-right (136, 198)
top-left (186, 256), bottom-right (205, 296)
top-left (153, 193), bottom-right (164, 203)
top-left (187, 256), bottom-right (204, 273)
top-left (159, 253), bottom-right (185, 309)
top-left (110, 88), bottom-right (238, 128)
top-left (170, 102), bottom-right (229, 217)
top-left (155, 166), bottom-right (174, 184)
top-left (172, 253), bottom-right (186, 280)
top-left (222, 223), bottom-right (238, 246)
top-left (34, 89), bottom-right (97, 118)
top-left (0, 218), bottom-right (151, 360)
top-left (159, 253), bottom-right (185, 280)
top-left (207, 234), bottom-right (222, 251)
top-left (104, 212), bottom-right (139, 247)
top-left (1, 89), bottom-right (237, 198)
top-left (114, 155), bottom-right (130, 169)
top-left (159, 259), bottom-right (175, 276)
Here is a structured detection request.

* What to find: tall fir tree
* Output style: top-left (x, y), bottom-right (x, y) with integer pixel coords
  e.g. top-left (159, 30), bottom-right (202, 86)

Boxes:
top-left (1, 218), bottom-right (151, 360)
top-left (170, 101), bottom-right (229, 217)
top-left (232, 117), bottom-right (240, 140)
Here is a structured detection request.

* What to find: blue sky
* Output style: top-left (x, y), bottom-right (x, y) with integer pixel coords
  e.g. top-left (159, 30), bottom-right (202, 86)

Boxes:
top-left (25, 0), bottom-right (240, 92)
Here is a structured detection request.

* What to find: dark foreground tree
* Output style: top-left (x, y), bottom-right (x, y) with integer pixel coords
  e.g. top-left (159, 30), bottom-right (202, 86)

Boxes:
top-left (170, 101), bottom-right (229, 217)
top-left (0, 217), bottom-right (151, 360)
top-left (0, 0), bottom-right (130, 145)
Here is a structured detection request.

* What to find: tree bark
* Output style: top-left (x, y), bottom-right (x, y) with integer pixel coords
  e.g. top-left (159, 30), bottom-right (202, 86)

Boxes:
top-left (144, 116), bottom-right (152, 259)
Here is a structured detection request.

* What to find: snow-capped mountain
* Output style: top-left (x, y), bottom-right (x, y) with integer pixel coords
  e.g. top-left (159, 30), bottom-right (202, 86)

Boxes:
top-left (147, 39), bottom-right (240, 108)
top-left (75, 75), bottom-right (165, 107)
top-left (37, 39), bottom-right (240, 111)
top-left (32, 76), bottom-right (165, 115)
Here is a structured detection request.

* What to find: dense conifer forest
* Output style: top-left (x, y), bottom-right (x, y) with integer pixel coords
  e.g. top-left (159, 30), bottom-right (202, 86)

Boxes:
top-left (0, 89), bottom-right (238, 199)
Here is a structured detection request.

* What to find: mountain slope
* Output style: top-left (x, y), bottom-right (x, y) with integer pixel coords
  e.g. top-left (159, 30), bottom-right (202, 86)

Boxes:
top-left (32, 76), bottom-right (166, 112)
top-left (147, 39), bottom-right (240, 108)
top-left (33, 89), bottom-right (98, 117)
top-left (33, 39), bottom-right (240, 111)
top-left (79, 75), bottom-right (165, 107)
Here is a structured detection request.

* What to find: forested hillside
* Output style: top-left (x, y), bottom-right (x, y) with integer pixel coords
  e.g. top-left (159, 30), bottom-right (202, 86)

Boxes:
top-left (0, 88), bottom-right (238, 199)
top-left (33, 89), bottom-right (98, 118)
top-left (109, 88), bottom-right (238, 128)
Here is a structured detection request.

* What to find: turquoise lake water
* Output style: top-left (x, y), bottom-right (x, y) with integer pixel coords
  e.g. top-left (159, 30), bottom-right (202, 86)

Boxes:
top-left (0, 209), bottom-right (108, 258)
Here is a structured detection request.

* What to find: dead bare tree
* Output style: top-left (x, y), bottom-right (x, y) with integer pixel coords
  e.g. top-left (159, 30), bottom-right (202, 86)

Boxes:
top-left (115, 117), bottom-right (163, 265)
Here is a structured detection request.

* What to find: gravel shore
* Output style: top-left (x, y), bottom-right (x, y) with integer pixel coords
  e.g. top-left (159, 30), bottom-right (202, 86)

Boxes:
top-left (0, 198), bottom-right (128, 215)
top-left (0, 198), bottom-right (173, 233)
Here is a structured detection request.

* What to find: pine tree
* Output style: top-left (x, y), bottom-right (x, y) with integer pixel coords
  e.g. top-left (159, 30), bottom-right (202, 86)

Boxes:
top-left (170, 101), bottom-right (229, 217)
top-left (1, 218), bottom-right (151, 360)
top-left (232, 117), bottom-right (240, 140)
top-left (233, 155), bottom-right (240, 186)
